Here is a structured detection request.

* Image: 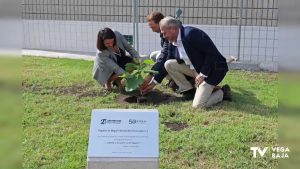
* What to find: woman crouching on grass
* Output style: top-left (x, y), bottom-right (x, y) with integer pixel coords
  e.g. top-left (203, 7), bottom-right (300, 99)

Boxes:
top-left (93, 27), bottom-right (140, 91)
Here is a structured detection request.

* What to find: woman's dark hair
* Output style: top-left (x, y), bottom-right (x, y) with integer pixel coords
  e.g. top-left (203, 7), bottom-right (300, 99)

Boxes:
top-left (97, 27), bottom-right (116, 51)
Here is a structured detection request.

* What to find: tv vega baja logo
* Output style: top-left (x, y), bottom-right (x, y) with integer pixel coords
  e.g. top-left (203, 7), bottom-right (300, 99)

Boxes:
top-left (250, 146), bottom-right (289, 159)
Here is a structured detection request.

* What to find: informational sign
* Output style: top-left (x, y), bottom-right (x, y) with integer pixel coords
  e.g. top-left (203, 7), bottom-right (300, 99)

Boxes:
top-left (87, 109), bottom-right (159, 158)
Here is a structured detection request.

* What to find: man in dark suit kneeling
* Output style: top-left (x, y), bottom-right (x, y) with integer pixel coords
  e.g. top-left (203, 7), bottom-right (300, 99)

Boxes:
top-left (159, 16), bottom-right (232, 108)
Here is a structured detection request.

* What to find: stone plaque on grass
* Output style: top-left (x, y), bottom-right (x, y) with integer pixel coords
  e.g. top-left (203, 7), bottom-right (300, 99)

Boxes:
top-left (87, 109), bottom-right (159, 169)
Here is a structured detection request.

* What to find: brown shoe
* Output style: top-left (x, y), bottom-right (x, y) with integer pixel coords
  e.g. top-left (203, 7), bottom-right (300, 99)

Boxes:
top-left (221, 84), bottom-right (232, 101)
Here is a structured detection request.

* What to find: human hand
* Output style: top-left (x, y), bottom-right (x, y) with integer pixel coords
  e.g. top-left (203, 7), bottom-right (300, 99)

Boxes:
top-left (195, 74), bottom-right (205, 87)
top-left (140, 83), bottom-right (156, 95)
top-left (104, 82), bottom-right (112, 91)
top-left (140, 74), bottom-right (155, 94)
top-left (140, 74), bottom-right (153, 90)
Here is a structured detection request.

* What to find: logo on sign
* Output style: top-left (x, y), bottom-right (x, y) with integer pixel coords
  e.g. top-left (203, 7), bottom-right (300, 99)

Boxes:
top-left (129, 119), bottom-right (147, 125)
top-left (100, 119), bottom-right (122, 125)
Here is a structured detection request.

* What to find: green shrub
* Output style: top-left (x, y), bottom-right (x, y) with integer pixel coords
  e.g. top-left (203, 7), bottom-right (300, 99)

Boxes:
top-left (120, 59), bottom-right (158, 92)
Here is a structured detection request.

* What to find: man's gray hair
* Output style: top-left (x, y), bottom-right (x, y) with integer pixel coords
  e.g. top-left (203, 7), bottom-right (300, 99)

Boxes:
top-left (159, 16), bottom-right (182, 28)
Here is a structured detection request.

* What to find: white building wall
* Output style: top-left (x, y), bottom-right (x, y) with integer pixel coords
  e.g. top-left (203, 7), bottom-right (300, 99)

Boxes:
top-left (22, 20), bottom-right (278, 63)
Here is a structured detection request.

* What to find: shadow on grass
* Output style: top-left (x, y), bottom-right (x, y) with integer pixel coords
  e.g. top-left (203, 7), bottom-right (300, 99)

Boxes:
top-left (217, 86), bottom-right (277, 116)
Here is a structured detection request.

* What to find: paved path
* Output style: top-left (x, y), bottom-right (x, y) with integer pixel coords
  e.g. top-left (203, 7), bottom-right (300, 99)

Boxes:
top-left (22, 49), bottom-right (96, 61)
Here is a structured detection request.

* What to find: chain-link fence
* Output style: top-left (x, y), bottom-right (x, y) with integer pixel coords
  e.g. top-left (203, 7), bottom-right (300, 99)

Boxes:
top-left (22, 0), bottom-right (278, 67)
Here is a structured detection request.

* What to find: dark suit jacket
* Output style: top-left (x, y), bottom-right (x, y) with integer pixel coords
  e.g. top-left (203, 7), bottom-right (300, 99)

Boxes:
top-left (152, 26), bottom-right (228, 86)
top-left (151, 36), bottom-right (177, 83)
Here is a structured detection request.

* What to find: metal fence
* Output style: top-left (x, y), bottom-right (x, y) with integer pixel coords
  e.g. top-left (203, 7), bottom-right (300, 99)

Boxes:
top-left (22, 0), bottom-right (278, 26)
top-left (22, 0), bottom-right (279, 67)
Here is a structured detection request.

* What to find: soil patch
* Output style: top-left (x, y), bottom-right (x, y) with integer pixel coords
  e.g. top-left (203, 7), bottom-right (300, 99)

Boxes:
top-left (169, 111), bottom-right (179, 117)
top-left (202, 120), bottom-right (209, 125)
top-left (117, 89), bottom-right (180, 105)
top-left (124, 96), bottom-right (148, 103)
top-left (22, 82), bottom-right (106, 98)
top-left (22, 82), bottom-right (44, 93)
top-left (163, 122), bottom-right (189, 131)
top-left (52, 84), bottom-right (105, 98)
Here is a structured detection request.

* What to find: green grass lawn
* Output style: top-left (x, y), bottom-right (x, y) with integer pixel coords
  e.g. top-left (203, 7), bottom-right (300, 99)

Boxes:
top-left (23, 56), bottom-right (278, 169)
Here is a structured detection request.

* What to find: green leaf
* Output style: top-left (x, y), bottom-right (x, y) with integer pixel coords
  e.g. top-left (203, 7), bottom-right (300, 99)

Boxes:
top-left (125, 76), bottom-right (144, 92)
top-left (143, 70), bottom-right (159, 74)
top-left (131, 70), bottom-right (139, 75)
top-left (120, 72), bottom-right (133, 79)
top-left (122, 59), bottom-right (156, 92)
top-left (119, 74), bottom-right (126, 78)
top-left (125, 63), bottom-right (139, 72)
top-left (143, 59), bottom-right (155, 65)
top-left (125, 62), bottom-right (137, 68)
top-left (139, 65), bottom-right (145, 69)
top-left (133, 58), bottom-right (140, 64)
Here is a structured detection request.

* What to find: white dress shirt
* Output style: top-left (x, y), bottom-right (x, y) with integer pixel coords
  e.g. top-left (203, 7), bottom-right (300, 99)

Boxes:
top-left (172, 29), bottom-right (195, 70)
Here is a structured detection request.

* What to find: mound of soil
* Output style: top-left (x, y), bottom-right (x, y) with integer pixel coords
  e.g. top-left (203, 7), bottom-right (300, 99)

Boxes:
top-left (117, 89), bottom-right (180, 105)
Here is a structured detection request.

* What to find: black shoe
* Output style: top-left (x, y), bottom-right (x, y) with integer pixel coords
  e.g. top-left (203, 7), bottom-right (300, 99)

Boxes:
top-left (167, 80), bottom-right (178, 92)
top-left (181, 88), bottom-right (196, 101)
top-left (185, 75), bottom-right (195, 86)
top-left (222, 84), bottom-right (232, 101)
